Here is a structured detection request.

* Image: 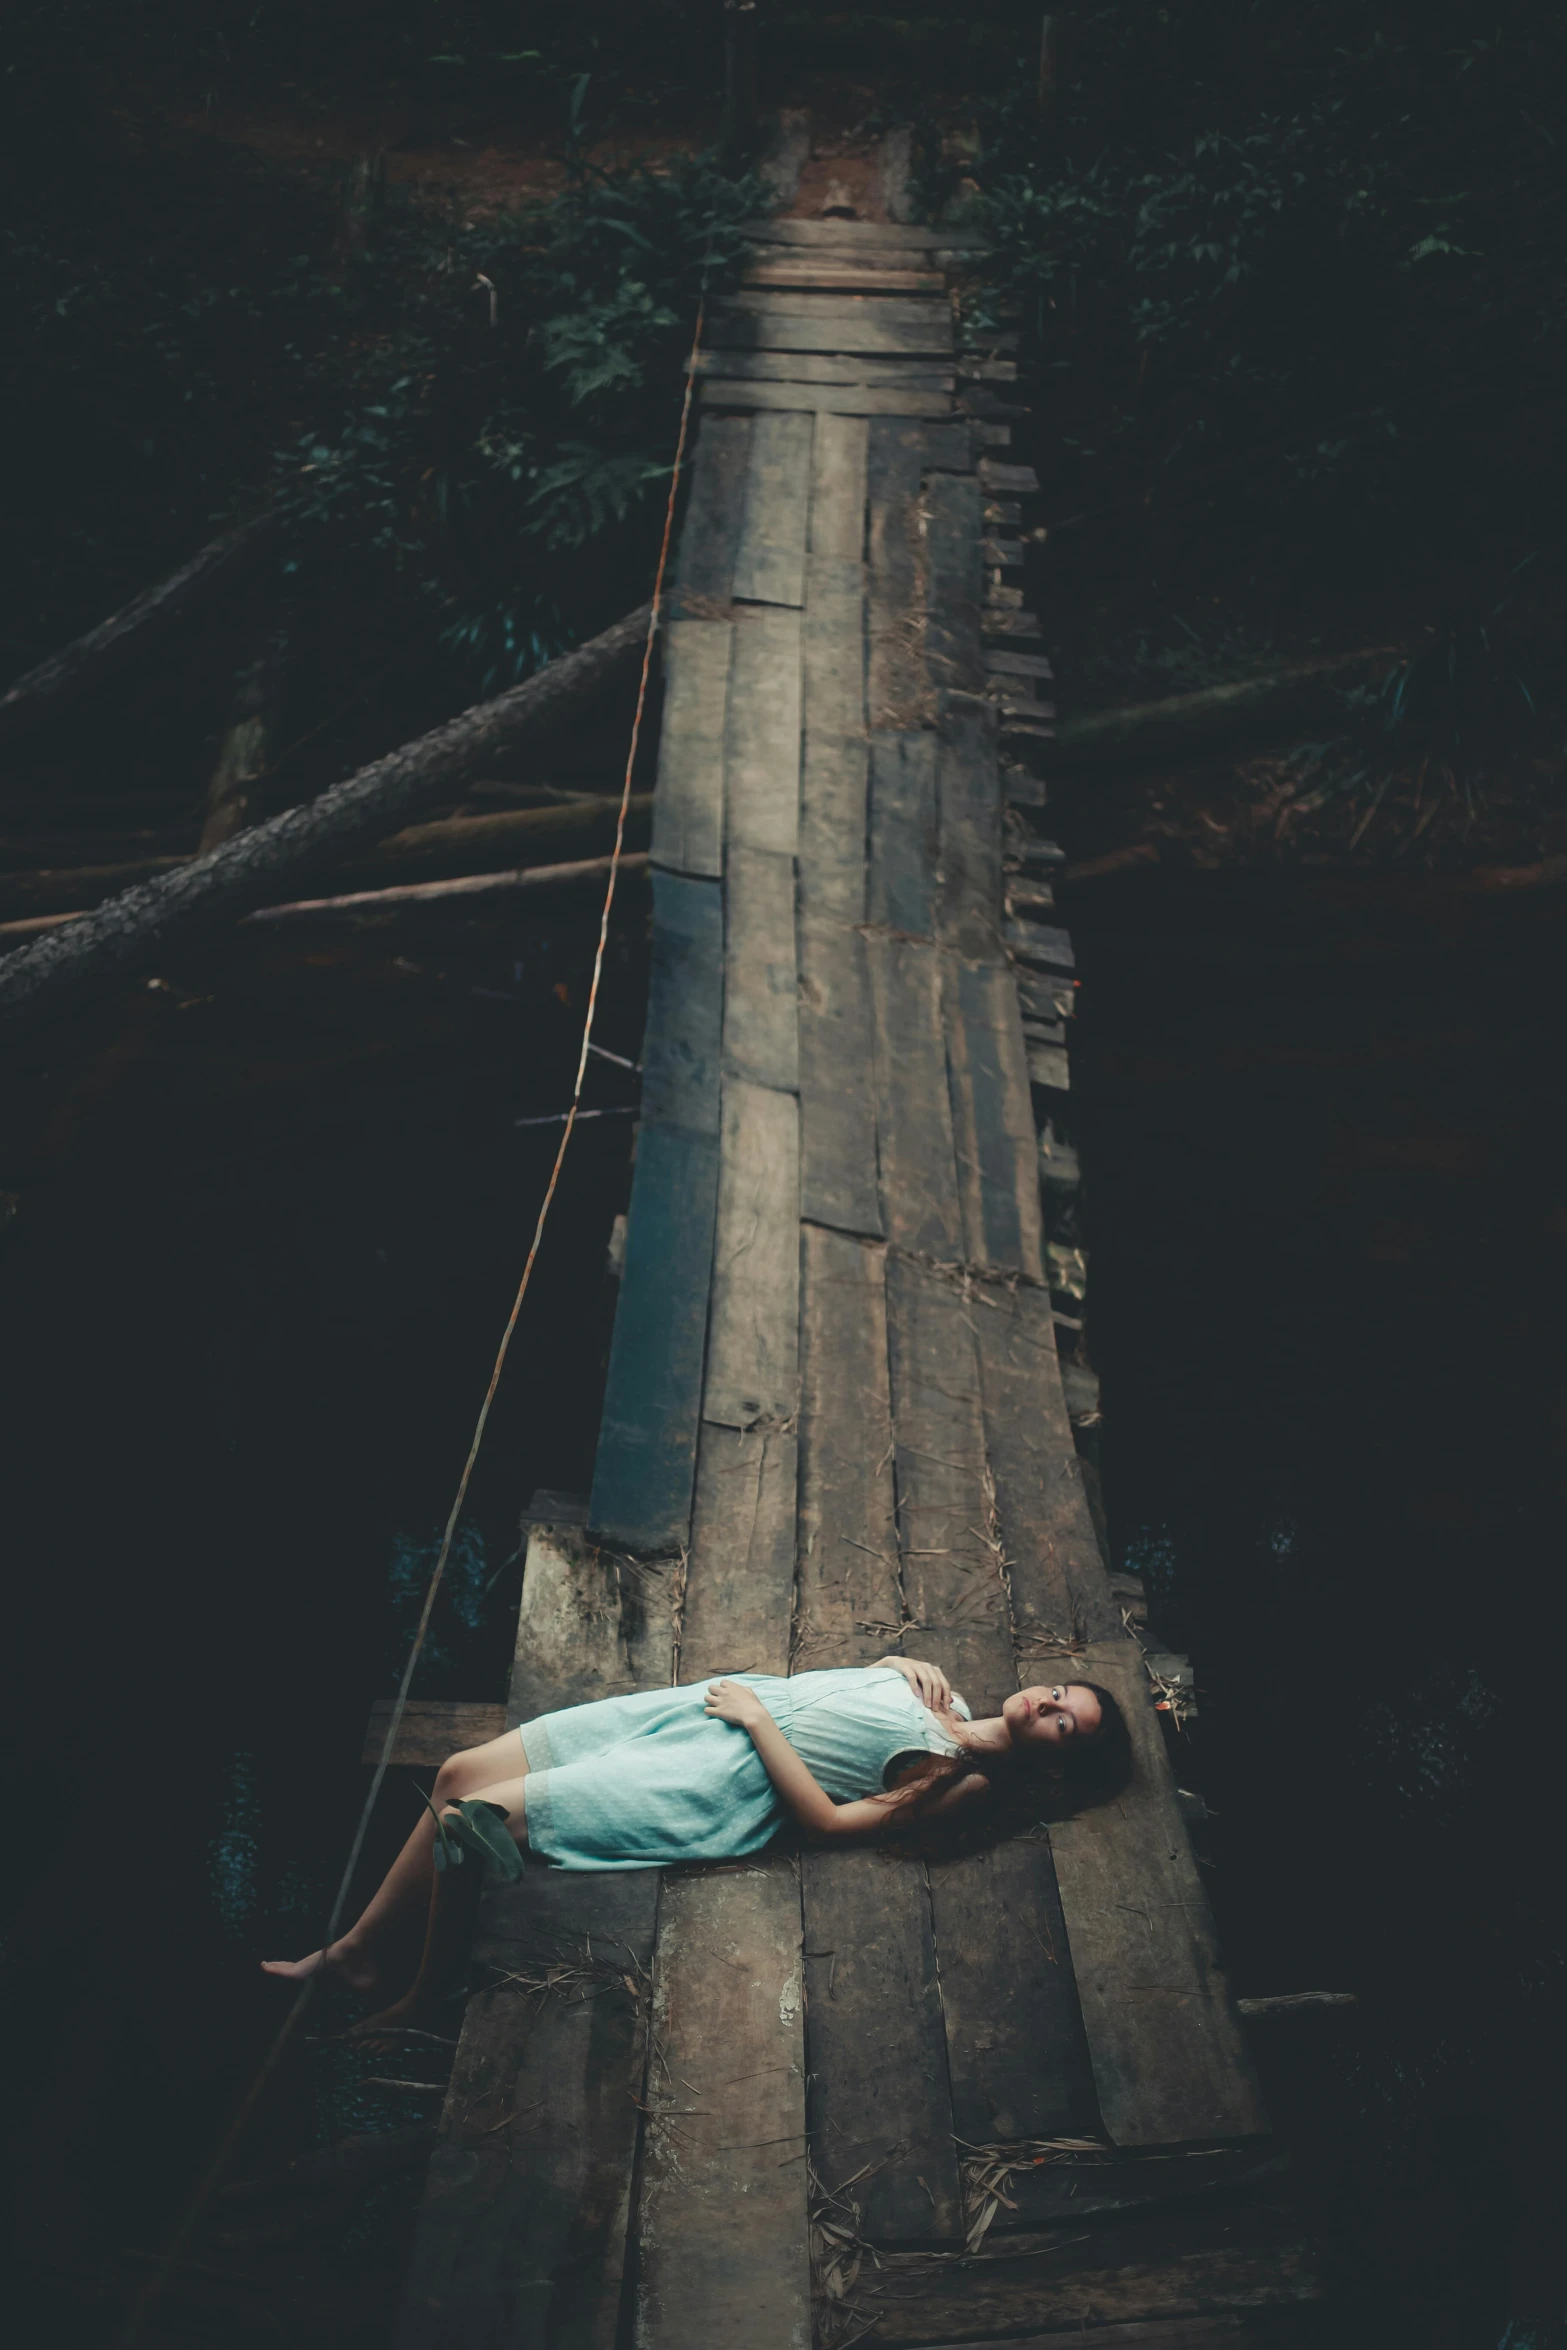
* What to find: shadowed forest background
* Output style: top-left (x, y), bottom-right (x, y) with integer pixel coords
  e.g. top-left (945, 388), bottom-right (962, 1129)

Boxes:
top-left (1, 5), bottom-right (1564, 2346)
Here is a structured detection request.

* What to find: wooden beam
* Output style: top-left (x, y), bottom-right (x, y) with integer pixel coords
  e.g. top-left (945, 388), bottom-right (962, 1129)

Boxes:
top-left (732, 410), bottom-right (814, 608)
top-left (396, 1518), bottom-right (674, 2350)
top-left (703, 1078), bottom-right (801, 1431)
top-left (633, 1861), bottom-right (811, 2350)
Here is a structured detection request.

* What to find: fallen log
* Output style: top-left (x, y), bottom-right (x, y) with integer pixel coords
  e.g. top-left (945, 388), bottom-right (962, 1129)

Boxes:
top-left (0, 602), bottom-right (653, 1029)
top-left (1052, 647), bottom-right (1399, 770)
top-left (0, 516), bottom-right (277, 741)
top-left (0, 792), bottom-right (652, 924)
top-left (0, 851), bottom-right (653, 942)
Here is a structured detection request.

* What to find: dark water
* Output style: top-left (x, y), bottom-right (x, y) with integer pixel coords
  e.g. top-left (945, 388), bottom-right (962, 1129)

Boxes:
top-left (1, 898), bottom-right (646, 2344)
top-left (3, 866), bottom-right (1563, 2344)
top-left (1067, 866), bottom-right (1567, 2348)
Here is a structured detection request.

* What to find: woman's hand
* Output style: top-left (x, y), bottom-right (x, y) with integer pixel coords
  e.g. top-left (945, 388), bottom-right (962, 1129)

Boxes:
top-left (870, 1655), bottom-right (952, 1713)
top-left (704, 1678), bottom-right (769, 1731)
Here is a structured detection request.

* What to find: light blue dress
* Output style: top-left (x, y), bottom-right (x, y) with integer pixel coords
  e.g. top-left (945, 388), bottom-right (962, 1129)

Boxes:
top-left (518, 1667), bottom-right (971, 1872)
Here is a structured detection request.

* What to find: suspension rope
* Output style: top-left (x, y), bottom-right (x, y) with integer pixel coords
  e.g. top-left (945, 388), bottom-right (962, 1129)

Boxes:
top-left (120, 285), bottom-right (709, 2350)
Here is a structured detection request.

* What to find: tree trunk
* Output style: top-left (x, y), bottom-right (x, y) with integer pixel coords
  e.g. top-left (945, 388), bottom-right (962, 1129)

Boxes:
top-left (0, 517), bottom-right (277, 742)
top-left (0, 602), bottom-right (653, 1030)
top-left (0, 794), bottom-right (653, 926)
top-left (1051, 647), bottom-right (1399, 770)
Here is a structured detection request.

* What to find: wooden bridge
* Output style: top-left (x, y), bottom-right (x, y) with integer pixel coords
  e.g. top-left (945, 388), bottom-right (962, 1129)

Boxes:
top-left (395, 215), bottom-right (1317, 2350)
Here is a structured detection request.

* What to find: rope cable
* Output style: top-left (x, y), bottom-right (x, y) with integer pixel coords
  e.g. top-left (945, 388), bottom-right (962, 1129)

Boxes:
top-left (120, 276), bottom-right (710, 2350)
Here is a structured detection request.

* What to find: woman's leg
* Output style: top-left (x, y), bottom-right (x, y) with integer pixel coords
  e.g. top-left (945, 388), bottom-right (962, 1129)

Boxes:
top-left (355, 1771), bottom-right (530, 2032)
top-left (260, 1731), bottom-right (530, 1991)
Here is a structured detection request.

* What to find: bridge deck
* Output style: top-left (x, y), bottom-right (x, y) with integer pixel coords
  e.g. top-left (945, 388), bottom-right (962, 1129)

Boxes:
top-left (398, 220), bottom-right (1315, 2350)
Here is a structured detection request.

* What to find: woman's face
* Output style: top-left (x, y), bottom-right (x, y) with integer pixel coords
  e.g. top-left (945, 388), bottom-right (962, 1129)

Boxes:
top-left (1002, 1683), bottom-right (1103, 1749)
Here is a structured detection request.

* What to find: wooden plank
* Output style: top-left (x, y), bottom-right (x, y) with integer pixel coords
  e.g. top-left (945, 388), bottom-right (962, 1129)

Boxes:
top-left (879, 1255), bottom-right (1096, 2159)
top-left (799, 729), bottom-right (868, 924)
top-left (704, 378), bottom-right (952, 419)
top-left (935, 693), bottom-right (1002, 958)
top-left (727, 609), bottom-right (802, 857)
top-left (945, 958), bottom-right (1046, 1283)
top-left (906, 2328), bottom-right (1282, 2350)
top-left (794, 1227), bottom-right (963, 2247)
top-left (743, 260), bottom-right (946, 293)
top-left (710, 308), bottom-right (954, 359)
top-left (924, 1840), bottom-right (1099, 2141)
top-left (867, 419), bottom-right (932, 729)
top-left (679, 1418), bottom-right (798, 1680)
top-left (742, 218), bottom-right (968, 251)
top-left (650, 620), bottom-right (730, 879)
top-left (732, 411), bottom-right (813, 607)
top-left (801, 1846), bottom-right (964, 2245)
top-left (589, 1122), bottom-right (720, 1551)
top-left (798, 914), bottom-right (881, 1237)
top-left (868, 730), bottom-right (938, 935)
top-left (921, 419), bottom-right (976, 474)
top-left (809, 414), bottom-right (870, 562)
top-left (1006, 917), bottom-right (1075, 969)
top-left (703, 1078), bottom-right (801, 1430)
top-left (397, 1520), bottom-right (674, 2350)
top-left (855, 2245), bottom-right (1316, 2347)
top-left (362, 1698), bottom-right (505, 1765)
top-left (882, 1251), bottom-right (1010, 1717)
top-left (723, 844), bottom-right (798, 1092)
top-left (633, 1860), bottom-right (811, 2350)
top-left (924, 471), bottom-right (985, 695)
top-left (969, 1281), bottom-right (1269, 2147)
top-left (725, 290), bottom-right (952, 324)
top-left (694, 349), bottom-right (954, 387)
top-left (796, 1224), bottom-right (900, 1664)
top-left (639, 868), bottom-right (723, 1133)
top-left (399, 1869), bottom-right (659, 2350)
top-left (670, 414), bottom-right (750, 619)
top-left (866, 933), bottom-right (962, 1258)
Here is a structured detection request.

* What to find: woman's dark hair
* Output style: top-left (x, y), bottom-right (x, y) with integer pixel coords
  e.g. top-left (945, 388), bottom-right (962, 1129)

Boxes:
top-left (881, 1682), bottom-right (1135, 1859)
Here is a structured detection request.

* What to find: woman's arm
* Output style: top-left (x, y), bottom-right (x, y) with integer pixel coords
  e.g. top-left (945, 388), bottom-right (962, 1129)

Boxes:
top-left (703, 1680), bottom-right (901, 1841)
top-left (866, 1654), bottom-right (952, 1711)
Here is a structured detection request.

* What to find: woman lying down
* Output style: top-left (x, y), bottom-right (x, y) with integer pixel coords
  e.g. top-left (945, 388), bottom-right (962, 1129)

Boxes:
top-left (263, 1657), bottom-right (1132, 2027)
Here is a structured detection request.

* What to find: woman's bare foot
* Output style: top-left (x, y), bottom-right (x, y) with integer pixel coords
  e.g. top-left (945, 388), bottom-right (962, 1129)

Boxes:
top-left (260, 1936), bottom-right (380, 1993)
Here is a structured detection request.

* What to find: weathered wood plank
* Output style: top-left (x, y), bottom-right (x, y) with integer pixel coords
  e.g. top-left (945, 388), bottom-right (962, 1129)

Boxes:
top-left (634, 1860), bottom-right (811, 2350)
top-left (363, 1697), bottom-right (506, 1765)
top-left (703, 1078), bottom-right (801, 1430)
top-left (853, 2243), bottom-right (1316, 2347)
top-left (650, 621), bottom-right (730, 878)
top-left (935, 692), bottom-right (1003, 959)
top-left (509, 1520), bottom-right (677, 1718)
top-left (924, 471), bottom-right (986, 696)
top-left (945, 959), bottom-right (1046, 1283)
top-left (743, 260), bottom-right (946, 293)
top-left (724, 290), bottom-right (954, 326)
top-left (867, 419), bottom-right (933, 729)
top-left (798, 732), bottom-right (868, 927)
top-left (796, 1224), bottom-right (900, 1665)
top-left (589, 1122), bottom-right (720, 1551)
top-left (924, 1839), bottom-right (1099, 2142)
top-left (727, 609), bottom-right (803, 857)
top-left (711, 307), bottom-right (954, 359)
top-left (639, 868), bottom-right (723, 1133)
top-left (969, 1281), bottom-right (1269, 2148)
top-left (794, 1228), bottom-right (963, 2246)
top-left (703, 378), bottom-right (953, 418)
top-left (694, 349), bottom-right (954, 389)
top-left (868, 730), bottom-right (938, 937)
top-left (670, 415), bottom-right (750, 619)
top-left (398, 1520), bottom-right (674, 2350)
top-left (732, 411), bottom-right (814, 607)
top-left (742, 218), bottom-right (969, 252)
top-left (679, 1418), bottom-right (798, 1680)
top-left (801, 1846), bottom-right (964, 2245)
top-left (809, 413), bottom-right (870, 563)
top-left (882, 1251), bottom-right (1010, 1717)
top-left (723, 844), bottom-right (798, 1092)
top-left (866, 933), bottom-right (962, 1257)
top-left (798, 914), bottom-right (881, 1237)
